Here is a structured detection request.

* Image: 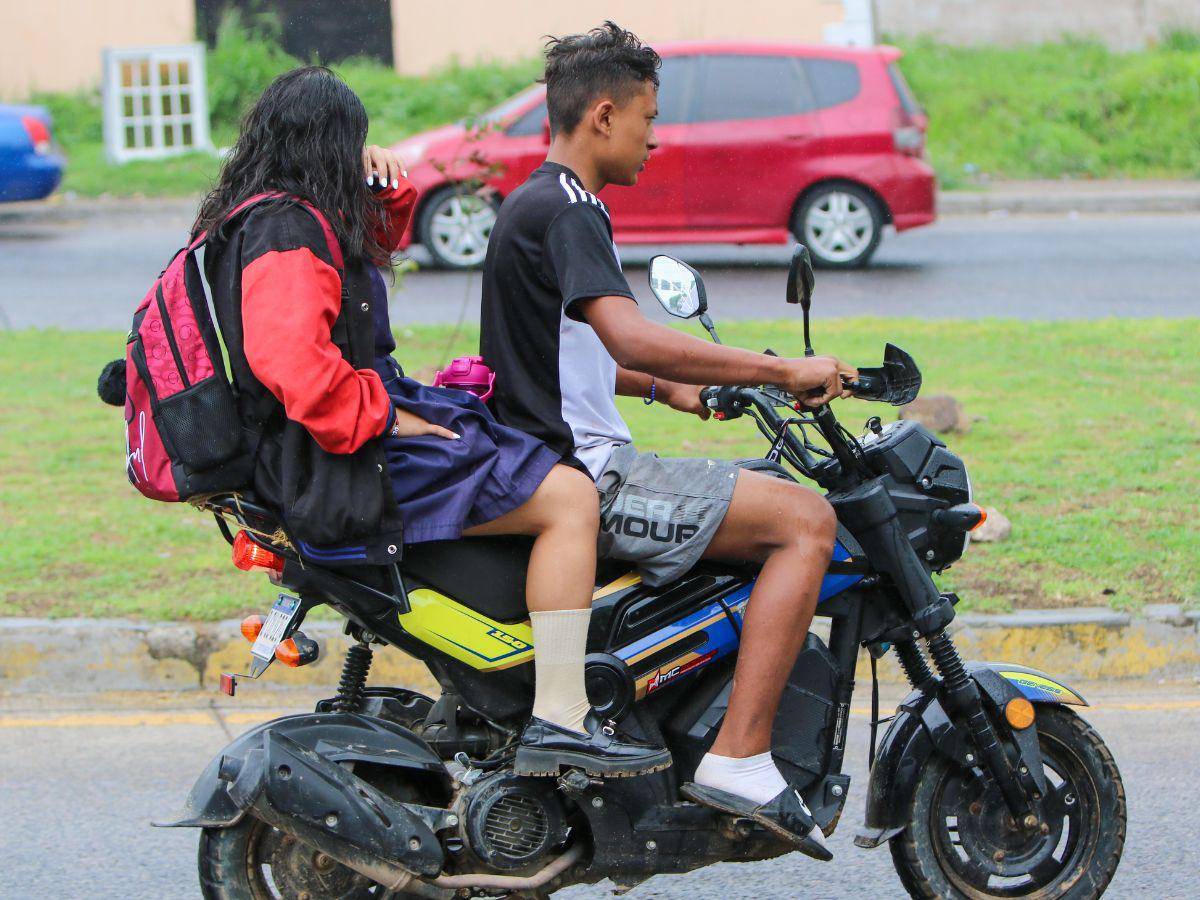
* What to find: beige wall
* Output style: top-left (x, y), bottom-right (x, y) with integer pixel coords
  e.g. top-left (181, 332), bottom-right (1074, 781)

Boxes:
top-left (391, 0), bottom-right (847, 75)
top-left (0, 0), bottom-right (194, 100)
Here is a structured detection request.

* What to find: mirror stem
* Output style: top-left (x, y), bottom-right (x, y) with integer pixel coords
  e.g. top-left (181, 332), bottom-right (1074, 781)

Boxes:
top-left (802, 312), bottom-right (814, 357)
top-left (699, 313), bottom-right (722, 345)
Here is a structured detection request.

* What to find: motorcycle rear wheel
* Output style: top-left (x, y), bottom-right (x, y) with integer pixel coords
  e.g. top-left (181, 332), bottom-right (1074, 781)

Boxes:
top-left (889, 705), bottom-right (1125, 899)
top-left (198, 769), bottom-right (427, 900)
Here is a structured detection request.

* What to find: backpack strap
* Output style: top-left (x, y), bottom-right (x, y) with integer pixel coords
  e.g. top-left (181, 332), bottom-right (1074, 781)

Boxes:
top-left (189, 192), bottom-right (344, 271)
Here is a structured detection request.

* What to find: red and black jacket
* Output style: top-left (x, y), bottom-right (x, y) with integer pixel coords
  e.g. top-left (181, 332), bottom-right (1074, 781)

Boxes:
top-left (204, 183), bottom-right (417, 561)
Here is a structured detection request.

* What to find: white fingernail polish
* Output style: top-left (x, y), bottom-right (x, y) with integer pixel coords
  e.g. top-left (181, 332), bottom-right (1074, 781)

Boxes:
top-left (392, 178), bottom-right (399, 189)
top-left (401, 168), bottom-right (408, 178)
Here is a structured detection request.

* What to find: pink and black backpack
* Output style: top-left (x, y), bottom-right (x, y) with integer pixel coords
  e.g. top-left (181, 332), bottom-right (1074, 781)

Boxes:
top-left (98, 193), bottom-right (342, 502)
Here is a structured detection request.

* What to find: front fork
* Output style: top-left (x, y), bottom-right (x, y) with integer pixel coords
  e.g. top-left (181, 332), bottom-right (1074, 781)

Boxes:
top-left (832, 477), bottom-right (1040, 824)
top-left (896, 633), bottom-right (1040, 824)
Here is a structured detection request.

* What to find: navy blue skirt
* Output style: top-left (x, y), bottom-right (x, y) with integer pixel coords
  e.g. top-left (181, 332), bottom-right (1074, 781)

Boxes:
top-left (380, 371), bottom-right (560, 544)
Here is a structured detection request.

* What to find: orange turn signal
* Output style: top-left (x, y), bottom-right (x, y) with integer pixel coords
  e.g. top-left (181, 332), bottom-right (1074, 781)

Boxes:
top-left (274, 632), bottom-right (319, 668)
top-left (232, 531), bottom-right (284, 575)
top-left (1005, 697), bottom-right (1035, 730)
top-left (275, 638), bottom-right (301, 667)
top-left (970, 507), bottom-right (989, 531)
top-left (240, 615), bottom-right (265, 643)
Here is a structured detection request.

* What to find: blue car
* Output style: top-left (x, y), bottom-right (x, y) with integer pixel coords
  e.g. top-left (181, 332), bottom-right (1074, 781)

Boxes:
top-left (0, 104), bottom-right (64, 202)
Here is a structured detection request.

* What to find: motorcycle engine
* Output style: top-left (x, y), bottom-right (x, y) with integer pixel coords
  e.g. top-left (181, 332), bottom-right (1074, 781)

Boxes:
top-left (462, 772), bottom-right (569, 871)
top-left (857, 419), bottom-right (972, 570)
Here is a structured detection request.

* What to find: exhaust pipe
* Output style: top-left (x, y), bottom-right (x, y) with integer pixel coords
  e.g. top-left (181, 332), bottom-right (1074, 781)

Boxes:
top-left (431, 843), bottom-right (585, 891)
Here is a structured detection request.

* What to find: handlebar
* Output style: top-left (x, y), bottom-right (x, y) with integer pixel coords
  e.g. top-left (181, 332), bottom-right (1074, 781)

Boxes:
top-left (699, 383), bottom-right (868, 485)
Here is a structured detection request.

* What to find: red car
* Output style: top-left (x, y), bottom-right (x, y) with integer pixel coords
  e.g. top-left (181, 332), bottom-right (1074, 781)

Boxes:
top-left (392, 42), bottom-right (935, 269)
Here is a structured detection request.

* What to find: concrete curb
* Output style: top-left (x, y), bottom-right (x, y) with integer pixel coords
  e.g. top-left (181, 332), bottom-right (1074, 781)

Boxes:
top-left (938, 185), bottom-right (1200, 215)
top-left (2, 606), bottom-right (1197, 695)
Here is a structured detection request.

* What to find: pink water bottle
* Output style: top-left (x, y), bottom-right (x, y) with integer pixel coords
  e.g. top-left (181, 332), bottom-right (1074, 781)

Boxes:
top-left (432, 355), bottom-right (496, 403)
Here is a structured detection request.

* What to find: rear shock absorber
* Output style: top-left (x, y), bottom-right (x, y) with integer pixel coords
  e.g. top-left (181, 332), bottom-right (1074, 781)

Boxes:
top-left (333, 642), bottom-right (374, 713)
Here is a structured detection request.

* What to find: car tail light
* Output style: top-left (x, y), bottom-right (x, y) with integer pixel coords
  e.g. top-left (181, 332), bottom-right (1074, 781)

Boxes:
top-left (232, 530), bottom-right (284, 576)
top-left (893, 123), bottom-right (924, 156)
top-left (20, 115), bottom-right (52, 155)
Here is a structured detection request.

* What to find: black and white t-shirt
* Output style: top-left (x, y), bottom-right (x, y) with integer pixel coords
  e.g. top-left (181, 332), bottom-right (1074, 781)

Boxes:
top-left (481, 162), bottom-right (634, 479)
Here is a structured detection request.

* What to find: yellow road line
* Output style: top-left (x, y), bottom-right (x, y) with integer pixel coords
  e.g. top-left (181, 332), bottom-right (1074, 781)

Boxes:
top-left (2, 700), bottom-right (1199, 729)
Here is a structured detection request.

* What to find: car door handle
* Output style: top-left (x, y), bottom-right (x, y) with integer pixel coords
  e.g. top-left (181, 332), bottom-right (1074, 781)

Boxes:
top-left (783, 133), bottom-right (809, 141)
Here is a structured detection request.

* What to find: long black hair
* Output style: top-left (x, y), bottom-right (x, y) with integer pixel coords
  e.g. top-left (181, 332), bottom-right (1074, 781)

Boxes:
top-left (194, 65), bottom-right (386, 262)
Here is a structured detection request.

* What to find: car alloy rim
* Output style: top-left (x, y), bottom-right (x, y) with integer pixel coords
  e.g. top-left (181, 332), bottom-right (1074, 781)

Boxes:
top-left (804, 190), bottom-right (874, 262)
top-left (429, 191), bottom-right (497, 266)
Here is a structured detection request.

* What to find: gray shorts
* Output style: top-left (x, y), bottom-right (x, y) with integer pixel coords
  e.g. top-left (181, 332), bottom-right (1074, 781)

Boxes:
top-left (596, 445), bottom-right (740, 587)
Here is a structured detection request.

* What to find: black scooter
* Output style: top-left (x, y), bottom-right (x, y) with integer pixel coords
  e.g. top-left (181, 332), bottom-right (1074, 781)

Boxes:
top-left (161, 247), bottom-right (1126, 898)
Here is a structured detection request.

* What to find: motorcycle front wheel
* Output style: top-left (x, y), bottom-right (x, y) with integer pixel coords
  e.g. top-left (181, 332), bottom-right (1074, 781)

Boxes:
top-left (890, 705), bottom-right (1125, 899)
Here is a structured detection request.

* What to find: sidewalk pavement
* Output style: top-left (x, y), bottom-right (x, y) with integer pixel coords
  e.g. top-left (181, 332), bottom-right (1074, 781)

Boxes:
top-left (4, 180), bottom-right (1199, 223)
top-left (2, 605), bottom-right (1197, 696)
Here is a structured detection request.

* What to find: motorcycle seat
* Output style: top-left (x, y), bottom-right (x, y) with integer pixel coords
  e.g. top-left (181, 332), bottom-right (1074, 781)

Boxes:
top-left (401, 537), bottom-right (633, 624)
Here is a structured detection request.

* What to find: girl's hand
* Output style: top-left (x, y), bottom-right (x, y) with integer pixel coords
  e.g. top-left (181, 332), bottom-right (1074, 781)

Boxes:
top-left (389, 407), bottom-right (460, 440)
top-left (364, 145), bottom-right (407, 189)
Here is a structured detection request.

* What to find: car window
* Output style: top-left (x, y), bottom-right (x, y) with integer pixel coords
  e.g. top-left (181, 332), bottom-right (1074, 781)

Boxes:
top-left (801, 58), bottom-right (862, 110)
top-left (506, 99), bottom-right (547, 137)
top-left (654, 56), bottom-right (694, 125)
top-left (483, 85), bottom-right (543, 125)
top-left (693, 55), bottom-right (811, 123)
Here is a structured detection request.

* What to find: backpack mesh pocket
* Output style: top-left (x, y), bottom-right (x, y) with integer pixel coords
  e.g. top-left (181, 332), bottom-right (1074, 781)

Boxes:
top-left (153, 376), bottom-right (243, 472)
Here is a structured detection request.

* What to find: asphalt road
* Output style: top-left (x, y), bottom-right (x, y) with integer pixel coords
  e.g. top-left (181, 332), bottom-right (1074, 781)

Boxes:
top-left (0, 208), bottom-right (1197, 331)
top-left (1, 682), bottom-right (1197, 899)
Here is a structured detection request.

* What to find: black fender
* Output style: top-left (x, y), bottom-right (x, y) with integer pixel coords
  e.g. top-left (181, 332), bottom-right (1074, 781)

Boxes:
top-left (156, 711), bottom-right (451, 829)
top-left (854, 662), bottom-right (1087, 849)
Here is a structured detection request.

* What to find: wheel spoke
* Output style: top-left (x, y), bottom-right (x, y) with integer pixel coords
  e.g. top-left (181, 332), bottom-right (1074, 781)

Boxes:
top-left (1028, 855), bottom-right (1068, 888)
top-left (808, 209), bottom-right (836, 229)
top-left (1042, 779), bottom-right (1076, 820)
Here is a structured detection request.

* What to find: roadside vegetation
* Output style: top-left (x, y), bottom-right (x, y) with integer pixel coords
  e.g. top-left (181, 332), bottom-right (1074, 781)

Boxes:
top-left (21, 21), bottom-right (1200, 198)
top-left (1, 319), bottom-right (1195, 621)
top-left (893, 30), bottom-right (1200, 186)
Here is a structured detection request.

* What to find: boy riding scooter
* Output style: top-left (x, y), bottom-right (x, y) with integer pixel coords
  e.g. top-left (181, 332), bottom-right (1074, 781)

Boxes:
top-left (482, 21), bottom-right (859, 859)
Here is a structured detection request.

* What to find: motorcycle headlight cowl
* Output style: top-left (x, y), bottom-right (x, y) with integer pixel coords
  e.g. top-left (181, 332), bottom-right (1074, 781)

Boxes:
top-left (858, 420), bottom-right (972, 571)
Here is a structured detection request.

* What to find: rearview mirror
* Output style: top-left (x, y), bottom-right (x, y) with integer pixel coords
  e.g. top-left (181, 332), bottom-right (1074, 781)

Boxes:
top-left (786, 244), bottom-right (815, 310)
top-left (649, 255), bottom-right (706, 319)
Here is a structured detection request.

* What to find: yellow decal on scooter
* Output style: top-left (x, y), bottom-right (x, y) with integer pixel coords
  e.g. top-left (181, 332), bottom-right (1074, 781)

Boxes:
top-left (398, 589), bottom-right (534, 671)
top-left (593, 570), bottom-right (641, 601)
top-left (998, 671), bottom-right (1085, 706)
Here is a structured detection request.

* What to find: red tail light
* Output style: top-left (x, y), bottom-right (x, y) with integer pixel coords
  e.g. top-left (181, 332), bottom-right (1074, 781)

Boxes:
top-left (232, 530), bottom-right (284, 576)
top-left (20, 115), bottom-right (51, 155)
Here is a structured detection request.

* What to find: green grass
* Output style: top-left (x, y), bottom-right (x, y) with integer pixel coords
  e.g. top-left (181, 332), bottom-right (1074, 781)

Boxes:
top-left (1, 320), bottom-right (1195, 622)
top-left (893, 34), bottom-right (1200, 182)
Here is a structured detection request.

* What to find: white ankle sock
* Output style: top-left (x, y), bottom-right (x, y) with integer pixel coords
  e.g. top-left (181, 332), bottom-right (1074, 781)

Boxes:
top-left (694, 751), bottom-right (788, 805)
top-left (530, 608), bottom-right (592, 734)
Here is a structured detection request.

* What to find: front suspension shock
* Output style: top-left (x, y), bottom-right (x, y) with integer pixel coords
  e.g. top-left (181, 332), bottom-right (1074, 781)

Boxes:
top-left (926, 629), bottom-right (1035, 822)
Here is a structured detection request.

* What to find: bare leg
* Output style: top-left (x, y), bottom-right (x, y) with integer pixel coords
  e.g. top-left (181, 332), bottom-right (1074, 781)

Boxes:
top-left (702, 470), bottom-right (838, 759)
top-left (463, 463), bottom-right (598, 612)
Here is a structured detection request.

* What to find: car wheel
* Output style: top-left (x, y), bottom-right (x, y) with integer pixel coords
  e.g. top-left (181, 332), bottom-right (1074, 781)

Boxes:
top-left (792, 183), bottom-right (883, 269)
top-left (417, 185), bottom-right (499, 269)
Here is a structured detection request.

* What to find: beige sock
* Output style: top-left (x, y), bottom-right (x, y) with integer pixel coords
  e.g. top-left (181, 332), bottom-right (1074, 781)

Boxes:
top-left (530, 608), bottom-right (592, 734)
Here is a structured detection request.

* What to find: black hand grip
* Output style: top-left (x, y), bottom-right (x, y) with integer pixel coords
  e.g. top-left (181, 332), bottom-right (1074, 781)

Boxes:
top-left (700, 385), bottom-right (745, 421)
top-left (848, 373), bottom-right (881, 397)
